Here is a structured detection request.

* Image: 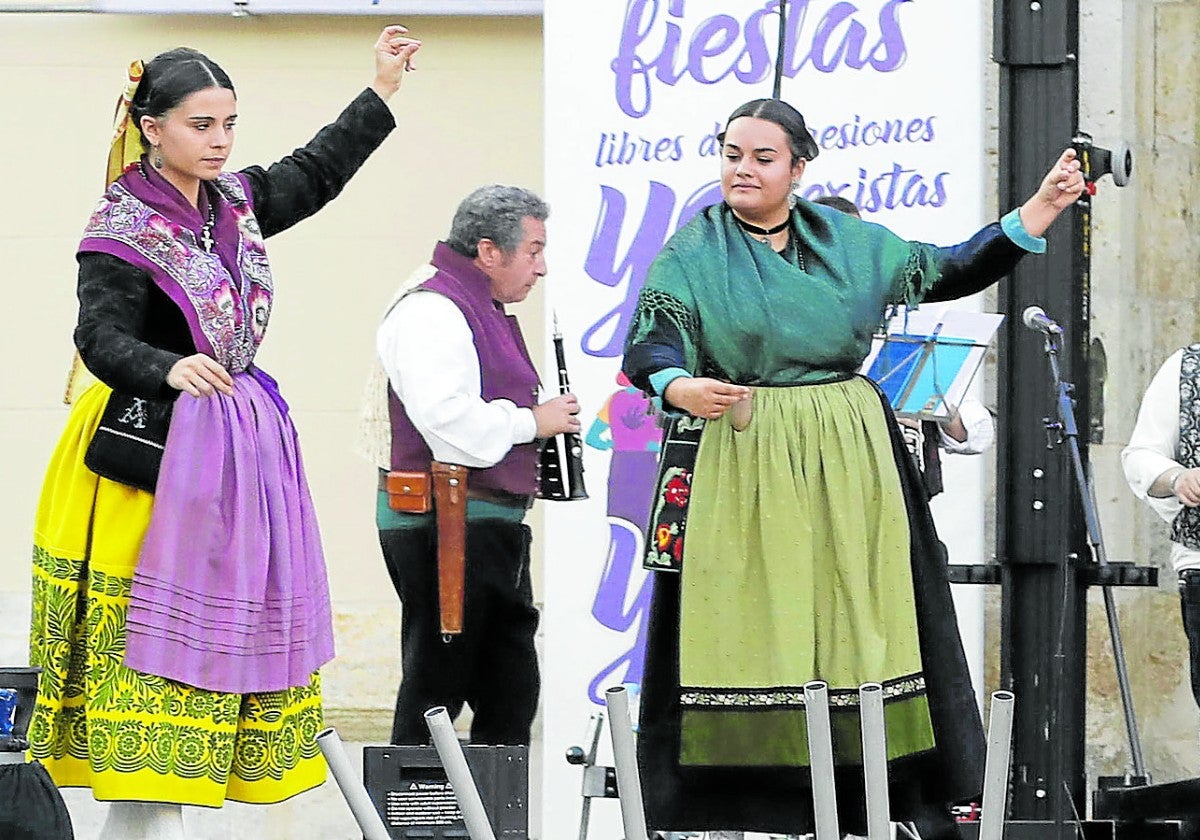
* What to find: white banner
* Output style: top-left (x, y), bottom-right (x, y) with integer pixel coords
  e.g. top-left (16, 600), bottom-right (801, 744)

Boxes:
top-left (542, 1), bottom-right (987, 836)
top-left (92, 0), bottom-right (540, 14)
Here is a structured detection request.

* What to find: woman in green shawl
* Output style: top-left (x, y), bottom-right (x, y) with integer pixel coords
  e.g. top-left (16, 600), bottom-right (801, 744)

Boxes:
top-left (622, 98), bottom-right (1084, 838)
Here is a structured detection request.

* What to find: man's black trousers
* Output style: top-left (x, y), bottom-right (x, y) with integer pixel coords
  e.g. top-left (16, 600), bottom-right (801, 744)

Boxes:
top-left (379, 520), bottom-right (540, 745)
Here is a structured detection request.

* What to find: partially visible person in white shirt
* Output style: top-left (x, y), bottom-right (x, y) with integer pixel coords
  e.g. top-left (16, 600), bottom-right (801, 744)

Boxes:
top-left (1122, 344), bottom-right (1200, 709)
top-left (894, 392), bottom-right (995, 500)
top-left (902, 396), bottom-right (996, 454)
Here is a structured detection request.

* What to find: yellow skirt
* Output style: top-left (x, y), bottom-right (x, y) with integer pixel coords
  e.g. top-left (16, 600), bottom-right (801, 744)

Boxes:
top-left (28, 384), bottom-right (326, 806)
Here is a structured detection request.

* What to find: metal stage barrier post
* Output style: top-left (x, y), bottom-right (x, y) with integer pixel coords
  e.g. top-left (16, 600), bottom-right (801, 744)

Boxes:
top-left (315, 727), bottom-right (391, 840)
top-left (859, 683), bottom-right (891, 840)
top-left (605, 685), bottom-right (649, 840)
top-left (804, 680), bottom-right (840, 840)
top-left (980, 691), bottom-right (1016, 840)
top-left (424, 706), bottom-right (498, 840)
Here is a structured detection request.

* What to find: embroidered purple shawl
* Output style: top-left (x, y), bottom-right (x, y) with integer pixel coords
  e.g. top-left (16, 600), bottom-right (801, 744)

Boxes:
top-left (79, 162), bottom-right (272, 372)
top-left (78, 162), bottom-right (335, 693)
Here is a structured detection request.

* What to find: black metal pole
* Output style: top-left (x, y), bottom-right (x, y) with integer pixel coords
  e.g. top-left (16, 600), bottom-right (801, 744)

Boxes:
top-left (995, 0), bottom-right (1088, 836)
top-left (772, 0), bottom-right (787, 99)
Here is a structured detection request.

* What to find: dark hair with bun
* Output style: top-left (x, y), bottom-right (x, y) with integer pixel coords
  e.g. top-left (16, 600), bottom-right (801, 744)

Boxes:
top-left (130, 48), bottom-right (236, 151)
top-left (812, 194), bottom-right (861, 217)
top-left (717, 98), bottom-right (820, 164)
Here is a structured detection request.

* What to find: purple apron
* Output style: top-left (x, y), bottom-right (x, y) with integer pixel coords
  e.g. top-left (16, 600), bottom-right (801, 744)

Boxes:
top-left (79, 161), bottom-right (334, 693)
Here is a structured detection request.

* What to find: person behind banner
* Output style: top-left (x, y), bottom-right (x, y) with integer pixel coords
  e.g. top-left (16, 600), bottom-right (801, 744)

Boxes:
top-left (622, 97), bottom-right (1083, 838)
top-left (27, 28), bottom-right (420, 840)
top-left (1122, 345), bottom-right (1200, 714)
top-left (376, 185), bottom-right (580, 746)
top-left (812, 194), bottom-right (997, 498)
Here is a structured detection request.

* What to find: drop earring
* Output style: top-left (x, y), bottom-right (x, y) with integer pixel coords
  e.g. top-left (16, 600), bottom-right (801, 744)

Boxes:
top-left (787, 180), bottom-right (800, 209)
top-left (151, 145), bottom-right (164, 170)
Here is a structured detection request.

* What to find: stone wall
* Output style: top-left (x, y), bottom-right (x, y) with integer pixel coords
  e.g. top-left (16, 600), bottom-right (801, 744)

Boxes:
top-left (981, 0), bottom-right (1200, 793)
top-left (1083, 0), bottom-right (1200, 785)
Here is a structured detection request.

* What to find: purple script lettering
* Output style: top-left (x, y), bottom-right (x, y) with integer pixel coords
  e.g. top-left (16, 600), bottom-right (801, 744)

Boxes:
top-left (612, 0), bottom-right (913, 118)
top-left (799, 161), bottom-right (948, 211)
top-left (581, 180), bottom-right (722, 358)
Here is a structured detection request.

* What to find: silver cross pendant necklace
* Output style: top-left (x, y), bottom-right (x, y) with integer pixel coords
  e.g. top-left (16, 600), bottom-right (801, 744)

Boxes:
top-left (199, 203), bottom-right (216, 253)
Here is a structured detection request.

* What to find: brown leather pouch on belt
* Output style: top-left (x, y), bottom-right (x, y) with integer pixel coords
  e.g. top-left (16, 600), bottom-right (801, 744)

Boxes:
top-left (384, 470), bottom-right (432, 514)
top-left (431, 461), bottom-right (467, 636)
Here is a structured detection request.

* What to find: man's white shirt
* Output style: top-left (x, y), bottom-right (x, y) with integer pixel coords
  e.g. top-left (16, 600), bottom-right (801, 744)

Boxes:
top-left (377, 289), bottom-right (538, 468)
top-left (1122, 349), bottom-right (1199, 572)
top-left (938, 396), bottom-right (994, 454)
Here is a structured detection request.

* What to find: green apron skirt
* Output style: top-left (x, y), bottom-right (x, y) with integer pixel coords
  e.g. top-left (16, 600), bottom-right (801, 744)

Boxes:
top-left (637, 376), bottom-right (984, 835)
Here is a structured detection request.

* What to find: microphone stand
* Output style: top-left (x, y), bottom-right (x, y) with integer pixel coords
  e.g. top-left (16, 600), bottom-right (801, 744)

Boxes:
top-left (1038, 327), bottom-right (1145, 805)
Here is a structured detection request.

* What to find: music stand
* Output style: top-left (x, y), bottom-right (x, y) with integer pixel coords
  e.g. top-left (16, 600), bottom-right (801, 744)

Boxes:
top-left (859, 307), bottom-right (1004, 419)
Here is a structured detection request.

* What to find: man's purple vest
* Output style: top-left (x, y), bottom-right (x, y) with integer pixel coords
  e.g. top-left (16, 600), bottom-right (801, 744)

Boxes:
top-left (388, 242), bottom-right (540, 496)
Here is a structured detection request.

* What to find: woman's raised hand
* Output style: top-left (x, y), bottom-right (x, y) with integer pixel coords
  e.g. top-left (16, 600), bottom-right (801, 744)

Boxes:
top-left (167, 353), bottom-right (234, 398)
top-left (1018, 147), bottom-right (1086, 238)
top-left (370, 24), bottom-right (422, 102)
top-left (664, 377), bottom-right (751, 420)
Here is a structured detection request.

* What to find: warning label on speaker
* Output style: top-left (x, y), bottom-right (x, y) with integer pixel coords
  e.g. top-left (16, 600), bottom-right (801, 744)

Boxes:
top-left (386, 781), bottom-right (464, 827)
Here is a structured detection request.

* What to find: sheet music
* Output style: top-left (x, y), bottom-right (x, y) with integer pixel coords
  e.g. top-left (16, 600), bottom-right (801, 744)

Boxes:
top-left (859, 306), bottom-right (1004, 420)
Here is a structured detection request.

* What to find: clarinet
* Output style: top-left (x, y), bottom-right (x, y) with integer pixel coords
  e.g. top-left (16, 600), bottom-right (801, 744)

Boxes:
top-left (537, 319), bottom-right (589, 501)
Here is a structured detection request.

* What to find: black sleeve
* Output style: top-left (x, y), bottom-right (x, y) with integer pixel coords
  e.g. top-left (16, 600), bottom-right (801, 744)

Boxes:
top-left (239, 88), bottom-right (397, 239)
top-left (74, 253), bottom-right (186, 399)
top-left (923, 221), bottom-right (1029, 303)
top-left (621, 318), bottom-right (688, 397)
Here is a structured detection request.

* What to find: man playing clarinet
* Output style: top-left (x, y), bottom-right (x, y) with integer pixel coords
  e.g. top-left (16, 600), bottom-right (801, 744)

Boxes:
top-left (375, 185), bottom-right (580, 745)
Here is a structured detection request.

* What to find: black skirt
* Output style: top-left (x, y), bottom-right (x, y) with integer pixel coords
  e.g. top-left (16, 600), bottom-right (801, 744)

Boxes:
top-left (635, 383), bottom-right (985, 837)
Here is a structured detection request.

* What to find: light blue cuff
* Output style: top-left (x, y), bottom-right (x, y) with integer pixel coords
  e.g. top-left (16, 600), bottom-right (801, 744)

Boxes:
top-left (1001, 207), bottom-right (1046, 254)
top-left (649, 367), bottom-right (692, 396)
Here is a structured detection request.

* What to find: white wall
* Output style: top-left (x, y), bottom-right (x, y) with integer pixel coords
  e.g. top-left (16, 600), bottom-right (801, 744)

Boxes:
top-left (0, 9), bottom-right (545, 738)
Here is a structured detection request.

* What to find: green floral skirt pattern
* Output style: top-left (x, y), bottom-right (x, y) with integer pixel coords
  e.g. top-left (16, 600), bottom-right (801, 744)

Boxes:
top-left (28, 385), bottom-right (326, 805)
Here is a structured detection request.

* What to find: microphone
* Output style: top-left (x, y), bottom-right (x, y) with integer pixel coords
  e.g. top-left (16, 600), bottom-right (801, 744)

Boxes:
top-left (1022, 305), bottom-right (1063, 335)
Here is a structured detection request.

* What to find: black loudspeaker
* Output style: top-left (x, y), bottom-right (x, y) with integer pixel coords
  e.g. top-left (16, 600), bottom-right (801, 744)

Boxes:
top-left (362, 745), bottom-right (528, 839)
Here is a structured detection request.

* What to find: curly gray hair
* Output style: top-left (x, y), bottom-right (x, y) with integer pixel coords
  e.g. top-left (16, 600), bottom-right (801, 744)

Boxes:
top-left (446, 185), bottom-right (549, 258)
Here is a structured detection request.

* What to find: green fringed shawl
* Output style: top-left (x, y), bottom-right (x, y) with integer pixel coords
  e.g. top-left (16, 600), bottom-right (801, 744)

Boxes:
top-left (627, 200), bottom-right (941, 385)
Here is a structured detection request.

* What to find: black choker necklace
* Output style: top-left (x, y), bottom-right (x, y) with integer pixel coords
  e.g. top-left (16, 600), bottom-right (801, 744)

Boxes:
top-left (733, 214), bottom-right (790, 237)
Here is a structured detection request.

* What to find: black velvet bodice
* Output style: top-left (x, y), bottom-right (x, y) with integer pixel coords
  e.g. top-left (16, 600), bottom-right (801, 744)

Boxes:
top-left (74, 88), bottom-right (396, 399)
